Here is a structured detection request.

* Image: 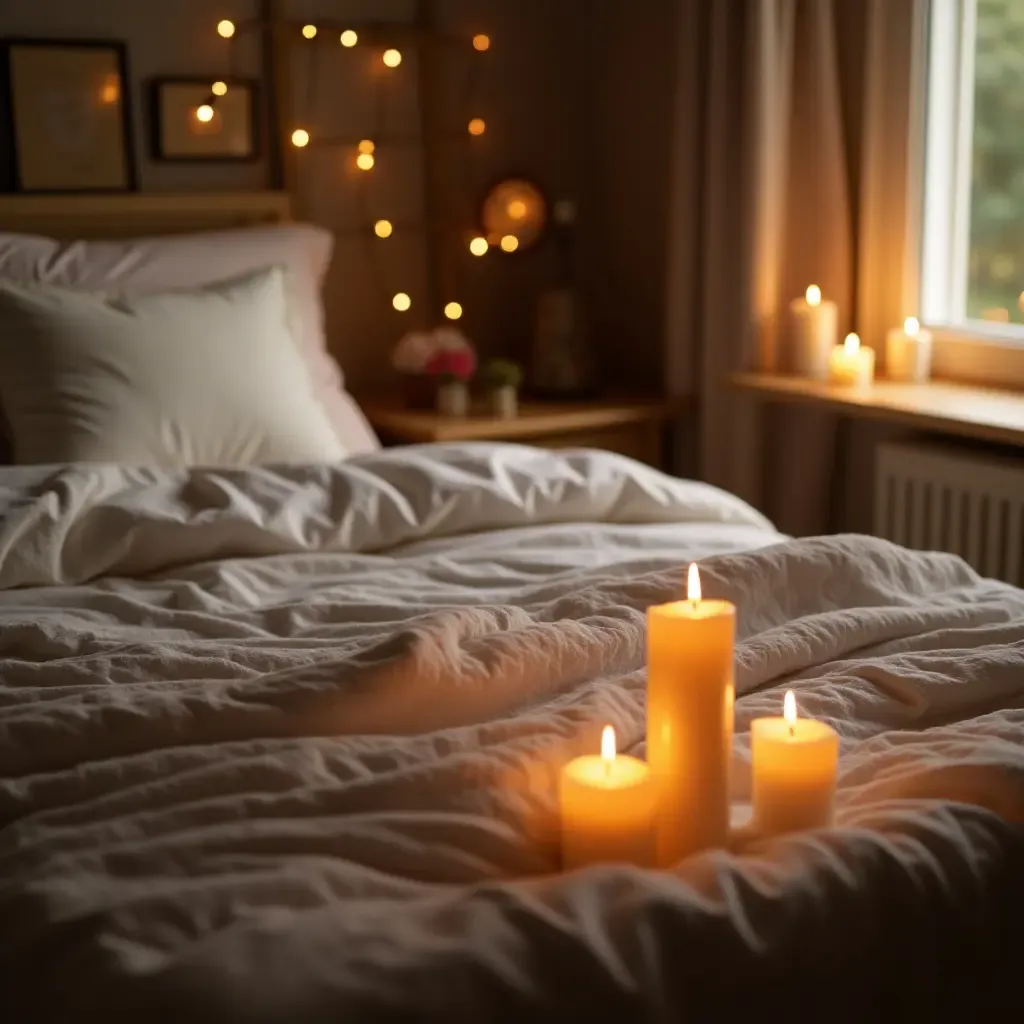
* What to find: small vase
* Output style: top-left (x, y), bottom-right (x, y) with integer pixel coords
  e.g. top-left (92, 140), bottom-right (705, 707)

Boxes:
top-left (491, 386), bottom-right (518, 419)
top-left (436, 380), bottom-right (469, 417)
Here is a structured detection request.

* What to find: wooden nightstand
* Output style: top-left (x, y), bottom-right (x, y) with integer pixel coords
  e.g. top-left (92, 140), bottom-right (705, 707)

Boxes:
top-left (362, 397), bottom-right (683, 470)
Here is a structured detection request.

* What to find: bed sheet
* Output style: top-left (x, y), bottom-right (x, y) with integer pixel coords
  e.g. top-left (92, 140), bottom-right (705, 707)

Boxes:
top-left (0, 444), bottom-right (1021, 1022)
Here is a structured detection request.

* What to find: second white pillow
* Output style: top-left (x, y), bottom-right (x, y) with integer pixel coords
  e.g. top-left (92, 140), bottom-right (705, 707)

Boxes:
top-left (0, 268), bottom-right (348, 468)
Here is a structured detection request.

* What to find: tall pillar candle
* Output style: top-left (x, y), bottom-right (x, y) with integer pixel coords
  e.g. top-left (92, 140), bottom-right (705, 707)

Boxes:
top-left (788, 285), bottom-right (837, 378)
top-left (646, 564), bottom-right (735, 865)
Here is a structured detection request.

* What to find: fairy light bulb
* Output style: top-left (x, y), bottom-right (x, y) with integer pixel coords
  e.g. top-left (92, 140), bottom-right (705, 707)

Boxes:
top-left (302, 24), bottom-right (317, 39)
top-left (468, 118), bottom-right (486, 136)
top-left (358, 139), bottom-right (375, 155)
top-left (374, 219), bottom-right (393, 238)
top-left (473, 34), bottom-right (491, 52)
top-left (382, 48), bottom-right (402, 68)
top-left (469, 236), bottom-right (489, 256)
top-left (291, 128), bottom-right (310, 147)
top-left (393, 292), bottom-right (411, 312)
top-left (217, 19), bottom-right (235, 38)
top-left (444, 302), bottom-right (463, 320)
top-left (340, 30), bottom-right (358, 47)
top-left (195, 104), bottom-right (215, 123)
top-left (356, 152), bottom-right (375, 170)
top-left (500, 234), bottom-right (519, 253)
top-left (211, 81), bottom-right (228, 96)
top-left (507, 199), bottom-right (527, 220)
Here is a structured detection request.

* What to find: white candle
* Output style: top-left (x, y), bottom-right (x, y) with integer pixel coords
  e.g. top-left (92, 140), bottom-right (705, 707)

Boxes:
top-left (560, 725), bottom-right (657, 869)
top-left (828, 332), bottom-right (875, 388)
top-left (647, 563), bottom-right (735, 865)
top-left (788, 284), bottom-right (838, 378)
top-left (751, 691), bottom-right (839, 836)
top-left (885, 316), bottom-right (932, 382)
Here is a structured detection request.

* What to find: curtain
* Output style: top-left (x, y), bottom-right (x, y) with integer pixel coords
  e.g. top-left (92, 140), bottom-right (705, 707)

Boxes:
top-left (665, 0), bottom-right (926, 536)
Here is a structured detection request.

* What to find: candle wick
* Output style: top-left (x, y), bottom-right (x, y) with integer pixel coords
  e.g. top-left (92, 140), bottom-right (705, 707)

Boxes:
top-left (690, 597), bottom-right (698, 613)
top-left (789, 723), bottom-right (795, 739)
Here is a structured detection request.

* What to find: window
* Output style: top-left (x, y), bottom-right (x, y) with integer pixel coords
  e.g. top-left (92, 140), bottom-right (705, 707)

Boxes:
top-left (922, 0), bottom-right (1024, 338)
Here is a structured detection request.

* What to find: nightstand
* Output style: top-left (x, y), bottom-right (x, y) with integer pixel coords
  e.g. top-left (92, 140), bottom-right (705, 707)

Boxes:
top-left (361, 397), bottom-right (683, 470)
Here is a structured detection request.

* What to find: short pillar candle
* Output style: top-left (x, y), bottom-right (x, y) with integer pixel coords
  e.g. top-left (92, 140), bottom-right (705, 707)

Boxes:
top-left (751, 691), bottom-right (839, 836)
top-left (560, 726), bottom-right (657, 869)
top-left (828, 332), bottom-right (875, 388)
top-left (885, 316), bottom-right (932, 382)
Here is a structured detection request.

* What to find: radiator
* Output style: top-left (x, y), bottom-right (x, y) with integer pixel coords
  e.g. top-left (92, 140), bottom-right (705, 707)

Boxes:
top-left (874, 440), bottom-right (1024, 586)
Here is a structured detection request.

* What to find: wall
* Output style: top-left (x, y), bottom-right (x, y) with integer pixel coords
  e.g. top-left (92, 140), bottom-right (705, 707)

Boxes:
top-left (1, 0), bottom-right (666, 399)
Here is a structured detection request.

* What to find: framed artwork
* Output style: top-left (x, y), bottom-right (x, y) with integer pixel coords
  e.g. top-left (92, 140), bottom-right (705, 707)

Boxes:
top-left (149, 78), bottom-right (259, 162)
top-left (0, 38), bottom-right (136, 192)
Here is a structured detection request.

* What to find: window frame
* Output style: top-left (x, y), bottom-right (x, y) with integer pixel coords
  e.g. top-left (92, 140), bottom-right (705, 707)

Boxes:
top-left (920, 0), bottom-right (1024, 365)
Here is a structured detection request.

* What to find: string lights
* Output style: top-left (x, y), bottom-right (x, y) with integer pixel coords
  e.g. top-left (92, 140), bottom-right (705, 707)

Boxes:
top-left (214, 16), bottom-right (497, 321)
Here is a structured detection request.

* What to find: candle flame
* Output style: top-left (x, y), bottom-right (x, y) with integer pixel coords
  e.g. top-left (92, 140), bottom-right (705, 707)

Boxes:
top-left (805, 284), bottom-right (821, 307)
top-left (601, 725), bottom-right (616, 765)
top-left (843, 332), bottom-right (860, 356)
top-left (904, 316), bottom-right (919, 337)
top-left (687, 562), bottom-right (701, 604)
top-left (784, 690), bottom-right (797, 725)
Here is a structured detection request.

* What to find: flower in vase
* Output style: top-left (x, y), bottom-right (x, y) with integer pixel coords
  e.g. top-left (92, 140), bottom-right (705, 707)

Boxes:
top-left (425, 347), bottom-right (477, 383)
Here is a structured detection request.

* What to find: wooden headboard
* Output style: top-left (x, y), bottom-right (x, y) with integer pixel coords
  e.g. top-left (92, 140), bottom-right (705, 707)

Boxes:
top-left (0, 191), bottom-right (292, 239)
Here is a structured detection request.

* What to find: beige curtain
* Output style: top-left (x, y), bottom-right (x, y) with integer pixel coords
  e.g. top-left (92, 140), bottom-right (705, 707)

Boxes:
top-left (665, 0), bottom-right (925, 536)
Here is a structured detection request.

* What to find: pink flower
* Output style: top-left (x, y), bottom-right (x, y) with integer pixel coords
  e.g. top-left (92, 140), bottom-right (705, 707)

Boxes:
top-left (425, 348), bottom-right (477, 382)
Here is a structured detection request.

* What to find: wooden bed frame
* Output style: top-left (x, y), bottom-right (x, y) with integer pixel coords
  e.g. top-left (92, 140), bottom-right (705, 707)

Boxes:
top-left (0, 191), bottom-right (291, 239)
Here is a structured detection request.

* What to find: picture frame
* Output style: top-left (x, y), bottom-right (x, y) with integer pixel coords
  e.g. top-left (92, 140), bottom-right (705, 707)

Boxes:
top-left (0, 38), bottom-right (136, 193)
top-left (149, 77), bottom-right (259, 162)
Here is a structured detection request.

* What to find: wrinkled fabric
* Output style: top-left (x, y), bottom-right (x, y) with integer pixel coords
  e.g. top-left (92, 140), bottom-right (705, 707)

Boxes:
top-left (0, 446), bottom-right (1021, 1021)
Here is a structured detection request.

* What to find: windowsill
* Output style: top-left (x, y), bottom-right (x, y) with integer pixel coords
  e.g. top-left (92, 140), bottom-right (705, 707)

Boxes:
top-left (928, 328), bottom-right (1024, 390)
top-left (728, 372), bottom-right (1024, 448)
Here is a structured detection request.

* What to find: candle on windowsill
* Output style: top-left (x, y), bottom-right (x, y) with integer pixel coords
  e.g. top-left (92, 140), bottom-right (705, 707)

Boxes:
top-left (828, 332), bottom-right (875, 388)
top-left (788, 284), bottom-right (838, 378)
top-left (647, 563), bottom-right (735, 866)
top-left (751, 690), bottom-right (839, 836)
top-left (560, 725), bottom-right (656, 869)
top-left (885, 316), bottom-right (933, 382)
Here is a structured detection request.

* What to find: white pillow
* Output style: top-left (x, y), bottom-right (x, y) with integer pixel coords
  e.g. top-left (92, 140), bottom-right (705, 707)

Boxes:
top-left (0, 224), bottom-right (380, 455)
top-left (0, 269), bottom-right (348, 468)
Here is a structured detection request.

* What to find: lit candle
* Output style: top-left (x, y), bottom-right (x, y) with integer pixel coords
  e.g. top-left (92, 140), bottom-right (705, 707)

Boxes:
top-left (560, 725), bottom-right (657, 870)
top-left (885, 316), bottom-right (933, 382)
top-left (828, 332), bottom-right (875, 388)
top-left (787, 284), bottom-right (838, 378)
top-left (647, 563), bottom-right (735, 865)
top-left (751, 691), bottom-right (839, 836)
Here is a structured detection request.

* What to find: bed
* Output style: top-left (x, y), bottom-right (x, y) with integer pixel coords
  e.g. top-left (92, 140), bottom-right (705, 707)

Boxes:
top-left (1, 197), bottom-right (1023, 1022)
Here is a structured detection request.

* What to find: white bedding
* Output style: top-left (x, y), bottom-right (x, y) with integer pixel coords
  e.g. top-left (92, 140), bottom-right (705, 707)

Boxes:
top-left (0, 444), bottom-right (1022, 1021)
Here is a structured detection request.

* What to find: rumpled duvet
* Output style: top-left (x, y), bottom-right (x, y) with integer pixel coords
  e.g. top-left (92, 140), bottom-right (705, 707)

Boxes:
top-left (0, 444), bottom-right (1022, 1022)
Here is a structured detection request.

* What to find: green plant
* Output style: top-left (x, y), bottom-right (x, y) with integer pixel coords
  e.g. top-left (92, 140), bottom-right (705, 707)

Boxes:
top-left (482, 358), bottom-right (523, 390)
